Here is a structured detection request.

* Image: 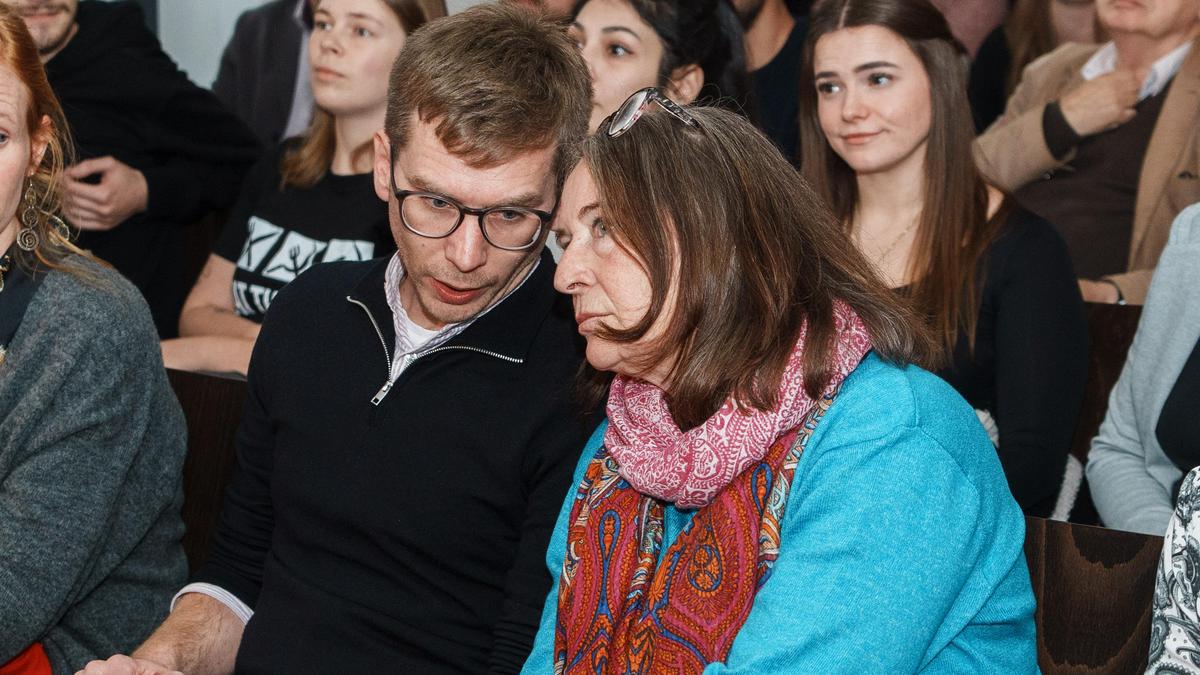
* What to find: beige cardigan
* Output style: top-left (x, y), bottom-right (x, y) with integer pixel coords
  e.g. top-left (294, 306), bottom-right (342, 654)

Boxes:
top-left (973, 38), bottom-right (1200, 304)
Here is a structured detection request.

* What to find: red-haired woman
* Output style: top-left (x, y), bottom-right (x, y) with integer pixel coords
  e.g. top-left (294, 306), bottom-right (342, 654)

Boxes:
top-left (799, 0), bottom-right (1089, 518)
top-left (0, 5), bottom-right (186, 672)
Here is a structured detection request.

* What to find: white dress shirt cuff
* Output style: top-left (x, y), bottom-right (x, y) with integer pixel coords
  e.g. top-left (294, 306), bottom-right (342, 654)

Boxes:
top-left (172, 583), bottom-right (254, 625)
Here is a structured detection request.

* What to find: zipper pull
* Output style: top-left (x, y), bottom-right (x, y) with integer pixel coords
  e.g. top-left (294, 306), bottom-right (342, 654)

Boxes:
top-left (371, 379), bottom-right (394, 406)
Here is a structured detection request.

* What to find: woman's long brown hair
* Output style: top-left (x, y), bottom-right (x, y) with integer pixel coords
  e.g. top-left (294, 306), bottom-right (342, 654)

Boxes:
top-left (279, 0), bottom-right (446, 189)
top-left (578, 106), bottom-right (937, 430)
top-left (799, 0), bottom-right (1004, 360)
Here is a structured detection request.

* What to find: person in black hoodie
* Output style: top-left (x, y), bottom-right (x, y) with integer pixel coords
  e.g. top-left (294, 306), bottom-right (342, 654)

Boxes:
top-left (6, 0), bottom-right (261, 337)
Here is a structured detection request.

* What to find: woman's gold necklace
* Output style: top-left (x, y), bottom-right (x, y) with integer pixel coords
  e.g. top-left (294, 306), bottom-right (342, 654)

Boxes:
top-left (857, 218), bottom-right (917, 266)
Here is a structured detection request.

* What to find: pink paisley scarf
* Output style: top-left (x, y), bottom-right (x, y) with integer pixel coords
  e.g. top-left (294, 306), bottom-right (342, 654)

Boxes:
top-left (604, 300), bottom-right (873, 508)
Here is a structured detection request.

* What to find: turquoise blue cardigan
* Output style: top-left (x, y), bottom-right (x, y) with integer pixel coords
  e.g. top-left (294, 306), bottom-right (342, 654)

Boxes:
top-left (522, 354), bottom-right (1039, 673)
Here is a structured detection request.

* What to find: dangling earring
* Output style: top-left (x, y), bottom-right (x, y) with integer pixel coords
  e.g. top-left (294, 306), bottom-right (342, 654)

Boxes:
top-left (18, 178), bottom-right (40, 252)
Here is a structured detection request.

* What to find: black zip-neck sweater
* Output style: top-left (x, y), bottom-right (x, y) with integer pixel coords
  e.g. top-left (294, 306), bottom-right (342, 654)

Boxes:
top-left (193, 253), bottom-right (600, 673)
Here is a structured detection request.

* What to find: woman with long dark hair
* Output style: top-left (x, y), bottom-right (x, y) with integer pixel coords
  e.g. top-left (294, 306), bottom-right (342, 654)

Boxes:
top-left (520, 92), bottom-right (1037, 673)
top-left (162, 0), bottom-right (445, 375)
top-left (799, 0), bottom-right (1088, 517)
top-left (568, 0), bottom-right (753, 131)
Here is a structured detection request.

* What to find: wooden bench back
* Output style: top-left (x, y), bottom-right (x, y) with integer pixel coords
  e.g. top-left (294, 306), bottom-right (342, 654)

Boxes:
top-left (167, 368), bottom-right (246, 572)
top-left (1025, 515), bottom-right (1162, 673)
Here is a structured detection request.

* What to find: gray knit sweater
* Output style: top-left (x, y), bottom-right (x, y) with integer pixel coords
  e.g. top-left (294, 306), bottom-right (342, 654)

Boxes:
top-left (0, 255), bottom-right (187, 674)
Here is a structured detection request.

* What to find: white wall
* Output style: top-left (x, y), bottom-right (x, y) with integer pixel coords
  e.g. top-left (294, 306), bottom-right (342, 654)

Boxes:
top-left (156, 0), bottom-right (490, 91)
top-left (158, 0), bottom-right (268, 88)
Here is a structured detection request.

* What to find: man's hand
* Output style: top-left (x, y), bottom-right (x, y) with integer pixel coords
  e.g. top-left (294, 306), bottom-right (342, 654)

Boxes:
top-left (1059, 70), bottom-right (1143, 137)
top-left (63, 156), bottom-right (149, 231)
top-left (75, 655), bottom-right (182, 675)
top-left (1079, 278), bottom-right (1120, 304)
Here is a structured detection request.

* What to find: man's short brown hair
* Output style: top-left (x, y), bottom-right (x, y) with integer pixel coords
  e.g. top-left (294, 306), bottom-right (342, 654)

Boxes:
top-left (385, 3), bottom-right (591, 182)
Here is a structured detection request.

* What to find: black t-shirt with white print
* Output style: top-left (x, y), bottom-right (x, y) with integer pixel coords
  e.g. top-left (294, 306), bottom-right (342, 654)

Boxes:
top-left (213, 141), bottom-right (394, 324)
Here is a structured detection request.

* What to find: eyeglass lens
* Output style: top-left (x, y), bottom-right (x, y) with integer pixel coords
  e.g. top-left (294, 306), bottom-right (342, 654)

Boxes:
top-left (401, 195), bottom-right (543, 250)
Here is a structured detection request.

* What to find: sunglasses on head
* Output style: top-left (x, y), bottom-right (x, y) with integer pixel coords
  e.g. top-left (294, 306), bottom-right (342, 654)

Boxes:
top-left (606, 87), bottom-right (700, 138)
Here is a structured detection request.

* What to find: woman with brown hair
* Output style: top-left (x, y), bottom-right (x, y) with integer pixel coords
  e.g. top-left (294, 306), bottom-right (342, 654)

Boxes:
top-left (162, 0), bottom-right (445, 375)
top-left (520, 92), bottom-right (1037, 673)
top-left (799, 0), bottom-right (1088, 518)
top-left (0, 4), bottom-right (187, 672)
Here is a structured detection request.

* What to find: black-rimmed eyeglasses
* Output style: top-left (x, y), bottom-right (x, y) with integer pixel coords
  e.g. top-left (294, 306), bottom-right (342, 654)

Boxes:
top-left (606, 87), bottom-right (700, 138)
top-left (388, 159), bottom-right (553, 252)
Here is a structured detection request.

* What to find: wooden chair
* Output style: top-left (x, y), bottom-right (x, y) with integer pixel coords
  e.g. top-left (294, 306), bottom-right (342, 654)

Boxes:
top-left (1025, 515), bottom-right (1163, 673)
top-left (1062, 303), bottom-right (1143, 524)
top-left (167, 368), bottom-right (247, 572)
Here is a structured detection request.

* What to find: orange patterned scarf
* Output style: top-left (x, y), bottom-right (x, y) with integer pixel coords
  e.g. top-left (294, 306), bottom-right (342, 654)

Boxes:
top-left (553, 396), bottom-right (837, 674)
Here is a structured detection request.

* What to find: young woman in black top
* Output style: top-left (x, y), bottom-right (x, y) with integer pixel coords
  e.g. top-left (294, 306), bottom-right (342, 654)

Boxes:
top-left (799, 0), bottom-right (1089, 517)
top-left (161, 0), bottom-right (445, 375)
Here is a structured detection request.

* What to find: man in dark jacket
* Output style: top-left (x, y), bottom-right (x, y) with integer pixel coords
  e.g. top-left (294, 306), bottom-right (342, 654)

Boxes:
top-left (213, 0), bottom-right (314, 145)
top-left (7, 0), bottom-right (261, 336)
top-left (81, 5), bottom-right (597, 674)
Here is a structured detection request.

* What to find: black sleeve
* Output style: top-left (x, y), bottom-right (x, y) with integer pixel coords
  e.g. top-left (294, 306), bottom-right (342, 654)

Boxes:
top-left (189, 297), bottom-right (285, 606)
top-left (991, 211), bottom-right (1089, 512)
top-left (1042, 101), bottom-right (1083, 160)
top-left (488, 397), bottom-right (600, 673)
top-left (211, 144), bottom-right (285, 262)
top-left (134, 48), bottom-right (263, 225)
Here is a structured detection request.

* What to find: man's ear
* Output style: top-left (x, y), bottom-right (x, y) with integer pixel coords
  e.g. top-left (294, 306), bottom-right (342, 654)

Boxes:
top-left (373, 130), bottom-right (393, 203)
top-left (665, 64), bottom-right (704, 105)
top-left (28, 114), bottom-right (52, 176)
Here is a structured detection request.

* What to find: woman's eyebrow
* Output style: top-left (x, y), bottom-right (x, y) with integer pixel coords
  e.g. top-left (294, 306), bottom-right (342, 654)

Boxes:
top-left (816, 61), bottom-right (900, 79)
top-left (577, 202), bottom-right (599, 220)
top-left (854, 60), bottom-right (899, 72)
top-left (346, 12), bottom-right (385, 25)
top-left (600, 26), bottom-right (642, 41)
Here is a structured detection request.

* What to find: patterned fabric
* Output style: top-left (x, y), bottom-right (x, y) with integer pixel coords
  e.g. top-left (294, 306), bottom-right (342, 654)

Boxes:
top-left (605, 301), bottom-right (871, 508)
top-left (554, 393), bottom-right (837, 675)
top-left (1148, 466), bottom-right (1200, 674)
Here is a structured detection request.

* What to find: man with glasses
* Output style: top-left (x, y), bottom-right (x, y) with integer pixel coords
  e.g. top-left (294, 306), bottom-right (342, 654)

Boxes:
top-left (80, 5), bottom-right (595, 675)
